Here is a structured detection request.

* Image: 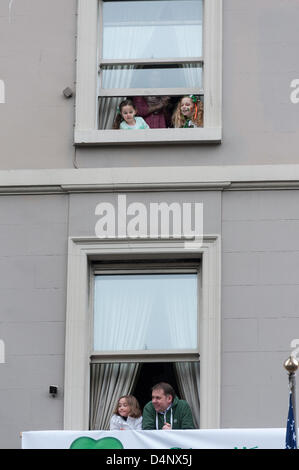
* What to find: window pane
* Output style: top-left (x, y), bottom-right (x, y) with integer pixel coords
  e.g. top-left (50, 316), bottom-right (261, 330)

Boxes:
top-left (101, 64), bottom-right (203, 89)
top-left (102, 0), bottom-right (203, 59)
top-left (98, 95), bottom-right (204, 129)
top-left (93, 274), bottom-right (198, 351)
top-left (89, 361), bottom-right (200, 429)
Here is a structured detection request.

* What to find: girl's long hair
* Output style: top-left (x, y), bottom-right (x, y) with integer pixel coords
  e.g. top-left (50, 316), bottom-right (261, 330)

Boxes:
top-left (113, 395), bottom-right (142, 418)
top-left (172, 96), bottom-right (204, 128)
top-left (113, 99), bottom-right (137, 129)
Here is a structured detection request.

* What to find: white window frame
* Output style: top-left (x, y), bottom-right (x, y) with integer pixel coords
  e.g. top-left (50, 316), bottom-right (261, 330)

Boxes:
top-left (63, 236), bottom-right (221, 430)
top-left (75, 0), bottom-right (222, 145)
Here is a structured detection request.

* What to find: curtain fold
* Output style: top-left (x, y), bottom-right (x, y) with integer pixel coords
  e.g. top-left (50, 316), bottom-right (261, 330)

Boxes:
top-left (164, 276), bottom-right (200, 426)
top-left (99, 63), bottom-right (135, 129)
top-left (102, 2), bottom-right (202, 60)
top-left (90, 275), bottom-right (153, 429)
top-left (90, 362), bottom-right (140, 430)
top-left (174, 362), bottom-right (200, 428)
top-left (164, 276), bottom-right (197, 349)
top-left (93, 276), bottom-right (152, 351)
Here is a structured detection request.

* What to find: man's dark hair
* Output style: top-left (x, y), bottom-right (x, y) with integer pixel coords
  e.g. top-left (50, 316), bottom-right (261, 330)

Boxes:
top-left (151, 382), bottom-right (176, 400)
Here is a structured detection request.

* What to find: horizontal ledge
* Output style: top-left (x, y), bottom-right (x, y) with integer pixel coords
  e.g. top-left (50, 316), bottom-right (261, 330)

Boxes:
top-left (4, 181), bottom-right (299, 195)
top-left (2, 166), bottom-right (299, 193)
top-left (68, 236), bottom-right (219, 258)
top-left (70, 235), bottom-right (218, 244)
top-left (0, 183), bottom-right (229, 195)
top-left (229, 181), bottom-right (299, 190)
top-left (98, 88), bottom-right (204, 97)
top-left (99, 57), bottom-right (204, 66)
top-left (60, 181), bottom-right (231, 192)
top-left (90, 351), bottom-right (200, 363)
top-left (0, 185), bottom-right (64, 195)
top-left (74, 127), bottom-right (222, 145)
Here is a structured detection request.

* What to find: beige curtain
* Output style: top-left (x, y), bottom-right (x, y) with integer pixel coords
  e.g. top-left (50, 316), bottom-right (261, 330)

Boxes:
top-left (98, 96), bottom-right (122, 130)
top-left (98, 64), bottom-right (135, 130)
top-left (174, 362), bottom-right (200, 428)
top-left (89, 362), bottom-right (140, 430)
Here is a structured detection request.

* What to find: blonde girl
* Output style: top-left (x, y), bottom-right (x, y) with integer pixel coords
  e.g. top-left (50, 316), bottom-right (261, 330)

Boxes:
top-left (172, 95), bottom-right (203, 128)
top-left (109, 395), bottom-right (142, 430)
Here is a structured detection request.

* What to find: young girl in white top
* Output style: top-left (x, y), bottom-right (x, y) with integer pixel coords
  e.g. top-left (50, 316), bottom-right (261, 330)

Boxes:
top-left (109, 395), bottom-right (143, 430)
top-left (113, 99), bottom-right (150, 130)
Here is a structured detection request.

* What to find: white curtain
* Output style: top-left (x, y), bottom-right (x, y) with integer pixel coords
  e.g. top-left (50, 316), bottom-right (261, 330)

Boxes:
top-left (103, 26), bottom-right (154, 61)
top-left (99, 23), bottom-right (152, 128)
top-left (90, 276), bottom-right (153, 429)
top-left (174, 24), bottom-right (203, 90)
top-left (100, 7), bottom-right (154, 129)
top-left (164, 276), bottom-right (200, 426)
top-left (102, 1), bottom-right (202, 60)
top-left (164, 276), bottom-right (197, 350)
top-left (93, 276), bottom-right (153, 351)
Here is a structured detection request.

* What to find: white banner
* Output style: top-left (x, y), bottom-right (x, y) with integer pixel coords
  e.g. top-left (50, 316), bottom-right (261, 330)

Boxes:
top-left (22, 428), bottom-right (287, 449)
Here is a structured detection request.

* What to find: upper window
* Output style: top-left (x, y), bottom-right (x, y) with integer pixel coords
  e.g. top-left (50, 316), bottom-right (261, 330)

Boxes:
top-left (99, 0), bottom-right (203, 130)
top-left (102, 1), bottom-right (203, 60)
top-left (75, 0), bottom-right (222, 144)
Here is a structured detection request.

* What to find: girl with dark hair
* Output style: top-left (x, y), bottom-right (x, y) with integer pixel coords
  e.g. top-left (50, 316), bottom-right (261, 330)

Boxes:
top-left (113, 99), bottom-right (149, 130)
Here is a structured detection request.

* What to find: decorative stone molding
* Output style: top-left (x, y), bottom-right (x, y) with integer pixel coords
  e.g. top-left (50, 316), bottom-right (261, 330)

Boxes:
top-left (64, 236), bottom-right (221, 430)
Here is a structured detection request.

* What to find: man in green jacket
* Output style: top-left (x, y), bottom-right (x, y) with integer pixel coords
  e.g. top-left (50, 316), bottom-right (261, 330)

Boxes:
top-left (142, 382), bottom-right (195, 430)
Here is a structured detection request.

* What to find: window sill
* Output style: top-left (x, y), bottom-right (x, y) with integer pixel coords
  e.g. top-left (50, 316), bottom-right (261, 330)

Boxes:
top-left (74, 127), bottom-right (222, 146)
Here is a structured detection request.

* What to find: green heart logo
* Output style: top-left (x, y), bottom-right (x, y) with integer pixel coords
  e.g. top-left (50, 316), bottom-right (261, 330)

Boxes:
top-left (70, 436), bottom-right (124, 449)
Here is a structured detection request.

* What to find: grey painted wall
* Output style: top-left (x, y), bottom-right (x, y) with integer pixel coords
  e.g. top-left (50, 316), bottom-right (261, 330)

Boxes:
top-left (0, 0), bottom-right (299, 450)
top-left (221, 189), bottom-right (299, 428)
top-left (0, 195), bottom-right (68, 448)
top-left (68, 191), bottom-right (222, 237)
top-left (0, 0), bottom-right (76, 169)
top-left (0, 0), bottom-right (299, 169)
top-left (0, 189), bottom-right (298, 447)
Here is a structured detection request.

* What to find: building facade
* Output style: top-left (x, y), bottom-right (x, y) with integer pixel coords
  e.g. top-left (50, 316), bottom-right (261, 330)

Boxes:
top-left (0, 0), bottom-right (299, 448)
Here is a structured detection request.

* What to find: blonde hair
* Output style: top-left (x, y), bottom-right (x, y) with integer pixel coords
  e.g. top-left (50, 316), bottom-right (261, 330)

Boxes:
top-left (172, 96), bottom-right (204, 128)
top-left (113, 395), bottom-right (142, 419)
